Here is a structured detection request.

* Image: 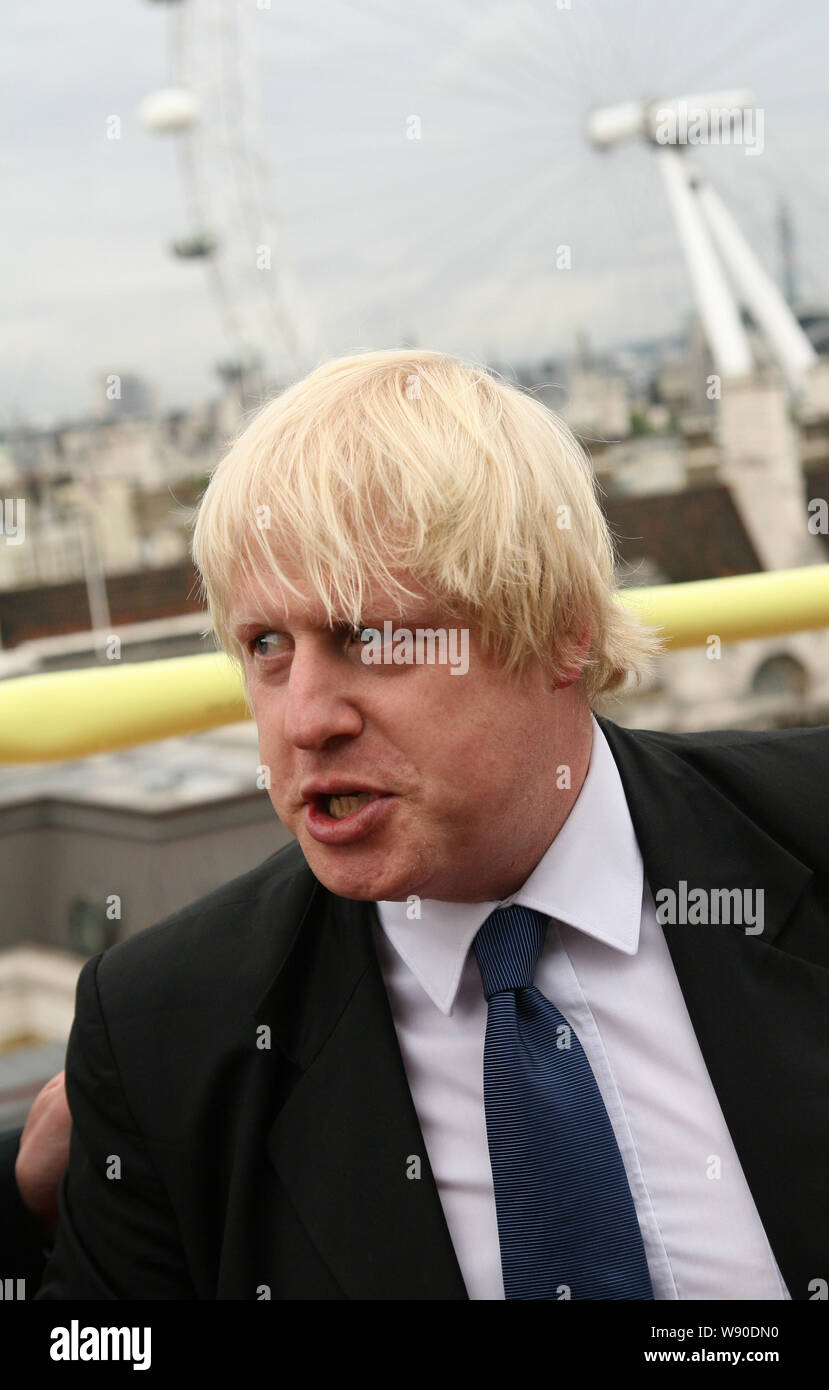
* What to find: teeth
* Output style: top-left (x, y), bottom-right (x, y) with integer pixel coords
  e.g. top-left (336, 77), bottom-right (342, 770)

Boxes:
top-left (328, 791), bottom-right (376, 819)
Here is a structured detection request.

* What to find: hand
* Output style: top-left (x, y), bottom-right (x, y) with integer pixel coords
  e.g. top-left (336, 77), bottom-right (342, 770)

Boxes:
top-left (14, 1069), bottom-right (72, 1241)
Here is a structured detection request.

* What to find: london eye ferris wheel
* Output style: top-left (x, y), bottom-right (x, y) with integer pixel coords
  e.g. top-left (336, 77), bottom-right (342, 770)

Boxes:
top-left (138, 0), bottom-right (318, 396)
top-left (134, 0), bottom-right (829, 401)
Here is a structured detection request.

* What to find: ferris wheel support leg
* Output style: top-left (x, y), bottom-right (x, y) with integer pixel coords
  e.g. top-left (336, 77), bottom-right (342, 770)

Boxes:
top-left (658, 146), bottom-right (754, 380)
top-left (694, 177), bottom-right (818, 394)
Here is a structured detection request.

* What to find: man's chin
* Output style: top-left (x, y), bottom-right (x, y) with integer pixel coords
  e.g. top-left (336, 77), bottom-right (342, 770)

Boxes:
top-left (296, 834), bottom-right (418, 902)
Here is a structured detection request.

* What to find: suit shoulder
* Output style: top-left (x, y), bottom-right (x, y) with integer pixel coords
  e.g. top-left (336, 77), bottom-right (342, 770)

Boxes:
top-left (94, 836), bottom-right (316, 1006)
top-left (598, 715), bottom-right (829, 852)
top-left (600, 716), bottom-right (829, 772)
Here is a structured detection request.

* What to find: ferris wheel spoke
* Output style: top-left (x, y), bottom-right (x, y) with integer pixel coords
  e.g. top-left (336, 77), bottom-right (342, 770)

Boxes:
top-left (668, 0), bottom-right (809, 99)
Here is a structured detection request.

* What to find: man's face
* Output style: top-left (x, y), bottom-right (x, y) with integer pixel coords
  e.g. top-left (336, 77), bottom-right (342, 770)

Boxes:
top-left (230, 562), bottom-right (591, 903)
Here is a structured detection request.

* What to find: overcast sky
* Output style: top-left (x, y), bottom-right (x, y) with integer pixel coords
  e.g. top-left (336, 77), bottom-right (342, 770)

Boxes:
top-left (3, 0), bottom-right (829, 427)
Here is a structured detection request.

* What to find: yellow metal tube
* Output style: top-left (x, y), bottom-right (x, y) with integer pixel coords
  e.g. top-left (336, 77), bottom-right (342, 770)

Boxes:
top-left (621, 563), bottom-right (829, 647)
top-left (1, 564), bottom-right (828, 763)
top-left (0, 653), bottom-right (248, 763)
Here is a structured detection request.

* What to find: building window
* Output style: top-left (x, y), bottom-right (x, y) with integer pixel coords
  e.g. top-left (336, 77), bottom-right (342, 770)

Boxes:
top-left (750, 653), bottom-right (809, 698)
top-left (68, 895), bottom-right (120, 956)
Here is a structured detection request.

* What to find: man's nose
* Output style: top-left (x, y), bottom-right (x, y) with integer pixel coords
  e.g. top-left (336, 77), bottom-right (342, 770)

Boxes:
top-left (280, 640), bottom-right (364, 749)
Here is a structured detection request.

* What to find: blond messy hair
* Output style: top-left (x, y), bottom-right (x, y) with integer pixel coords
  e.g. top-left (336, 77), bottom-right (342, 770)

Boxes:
top-left (191, 348), bottom-right (663, 703)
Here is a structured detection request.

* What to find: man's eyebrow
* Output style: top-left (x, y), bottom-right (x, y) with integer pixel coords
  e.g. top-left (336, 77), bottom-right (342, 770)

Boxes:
top-left (230, 602), bottom-right (443, 636)
top-left (229, 612), bottom-right (354, 636)
top-left (230, 615), bottom-right (273, 633)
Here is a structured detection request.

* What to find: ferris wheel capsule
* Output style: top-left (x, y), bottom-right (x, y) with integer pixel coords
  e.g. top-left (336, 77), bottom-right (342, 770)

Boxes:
top-left (138, 87), bottom-right (200, 134)
top-left (171, 230), bottom-right (219, 260)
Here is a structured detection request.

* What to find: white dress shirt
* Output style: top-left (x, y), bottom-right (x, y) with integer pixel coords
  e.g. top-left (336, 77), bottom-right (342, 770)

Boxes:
top-left (373, 715), bottom-right (790, 1300)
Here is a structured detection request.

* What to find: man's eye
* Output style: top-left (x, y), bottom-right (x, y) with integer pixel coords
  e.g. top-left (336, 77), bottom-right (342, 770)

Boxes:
top-left (251, 632), bottom-right (284, 657)
top-left (342, 625), bottom-right (377, 644)
top-left (248, 626), bottom-right (383, 659)
top-left (349, 626), bottom-right (389, 648)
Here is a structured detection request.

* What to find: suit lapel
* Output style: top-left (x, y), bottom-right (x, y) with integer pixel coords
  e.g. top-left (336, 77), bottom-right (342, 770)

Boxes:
top-left (254, 882), bottom-right (468, 1299)
top-left (598, 716), bottom-right (829, 1300)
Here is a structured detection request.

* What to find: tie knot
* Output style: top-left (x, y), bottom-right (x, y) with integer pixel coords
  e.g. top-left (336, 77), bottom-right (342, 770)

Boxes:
top-left (472, 904), bottom-right (548, 999)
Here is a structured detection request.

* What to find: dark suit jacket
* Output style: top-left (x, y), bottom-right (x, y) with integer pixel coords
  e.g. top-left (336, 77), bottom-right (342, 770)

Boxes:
top-left (19, 716), bottom-right (829, 1299)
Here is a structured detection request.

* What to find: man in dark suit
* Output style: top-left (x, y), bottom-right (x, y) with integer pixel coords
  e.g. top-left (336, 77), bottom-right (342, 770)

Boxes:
top-left (7, 348), bottom-right (829, 1299)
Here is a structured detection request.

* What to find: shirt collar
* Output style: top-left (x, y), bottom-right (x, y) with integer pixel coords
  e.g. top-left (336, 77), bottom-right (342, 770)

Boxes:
top-left (374, 714), bottom-right (644, 1015)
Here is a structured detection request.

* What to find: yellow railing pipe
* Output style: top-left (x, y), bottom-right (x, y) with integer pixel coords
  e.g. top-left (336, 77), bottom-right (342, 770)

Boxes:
top-left (0, 653), bottom-right (248, 764)
top-left (1, 564), bottom-right (828, 763)
top-left (620, 563), bottom-right (829, 648)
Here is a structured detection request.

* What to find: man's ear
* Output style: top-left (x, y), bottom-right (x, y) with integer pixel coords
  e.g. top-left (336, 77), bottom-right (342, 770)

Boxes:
top-left (552, 625), bottom-right (591, 690)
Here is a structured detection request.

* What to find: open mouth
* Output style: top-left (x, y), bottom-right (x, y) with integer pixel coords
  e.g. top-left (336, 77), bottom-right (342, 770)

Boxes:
top-left (321, 791), bottom-right (378, 820)
top-left (303, 788), bottom-right (395, 844)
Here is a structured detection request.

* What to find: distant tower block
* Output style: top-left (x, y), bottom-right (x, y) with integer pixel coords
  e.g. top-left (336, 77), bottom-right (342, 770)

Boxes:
top-left (564, 327), bottom-right (630, 440)
top-left (717, 372), bottom-right (825, 571)
top-left (563, 372), bottom-right (630, 441)
top-left (799, 361), bottom-right (829, 422)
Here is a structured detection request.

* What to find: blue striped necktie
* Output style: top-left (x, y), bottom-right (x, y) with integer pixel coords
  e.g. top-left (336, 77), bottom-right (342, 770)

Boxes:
top-left (473, 903), bottom-right (654, 1300)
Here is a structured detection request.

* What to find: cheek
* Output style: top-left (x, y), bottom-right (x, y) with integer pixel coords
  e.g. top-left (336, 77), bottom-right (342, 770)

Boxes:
top-left (441, 688), bottom-right (534, 773)
top-left (250, 707), bottom-right (291, 790)
top-left (249, 689), bottom-right (282, 750)
top-left (414, 713), bottom-right (518, 812)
